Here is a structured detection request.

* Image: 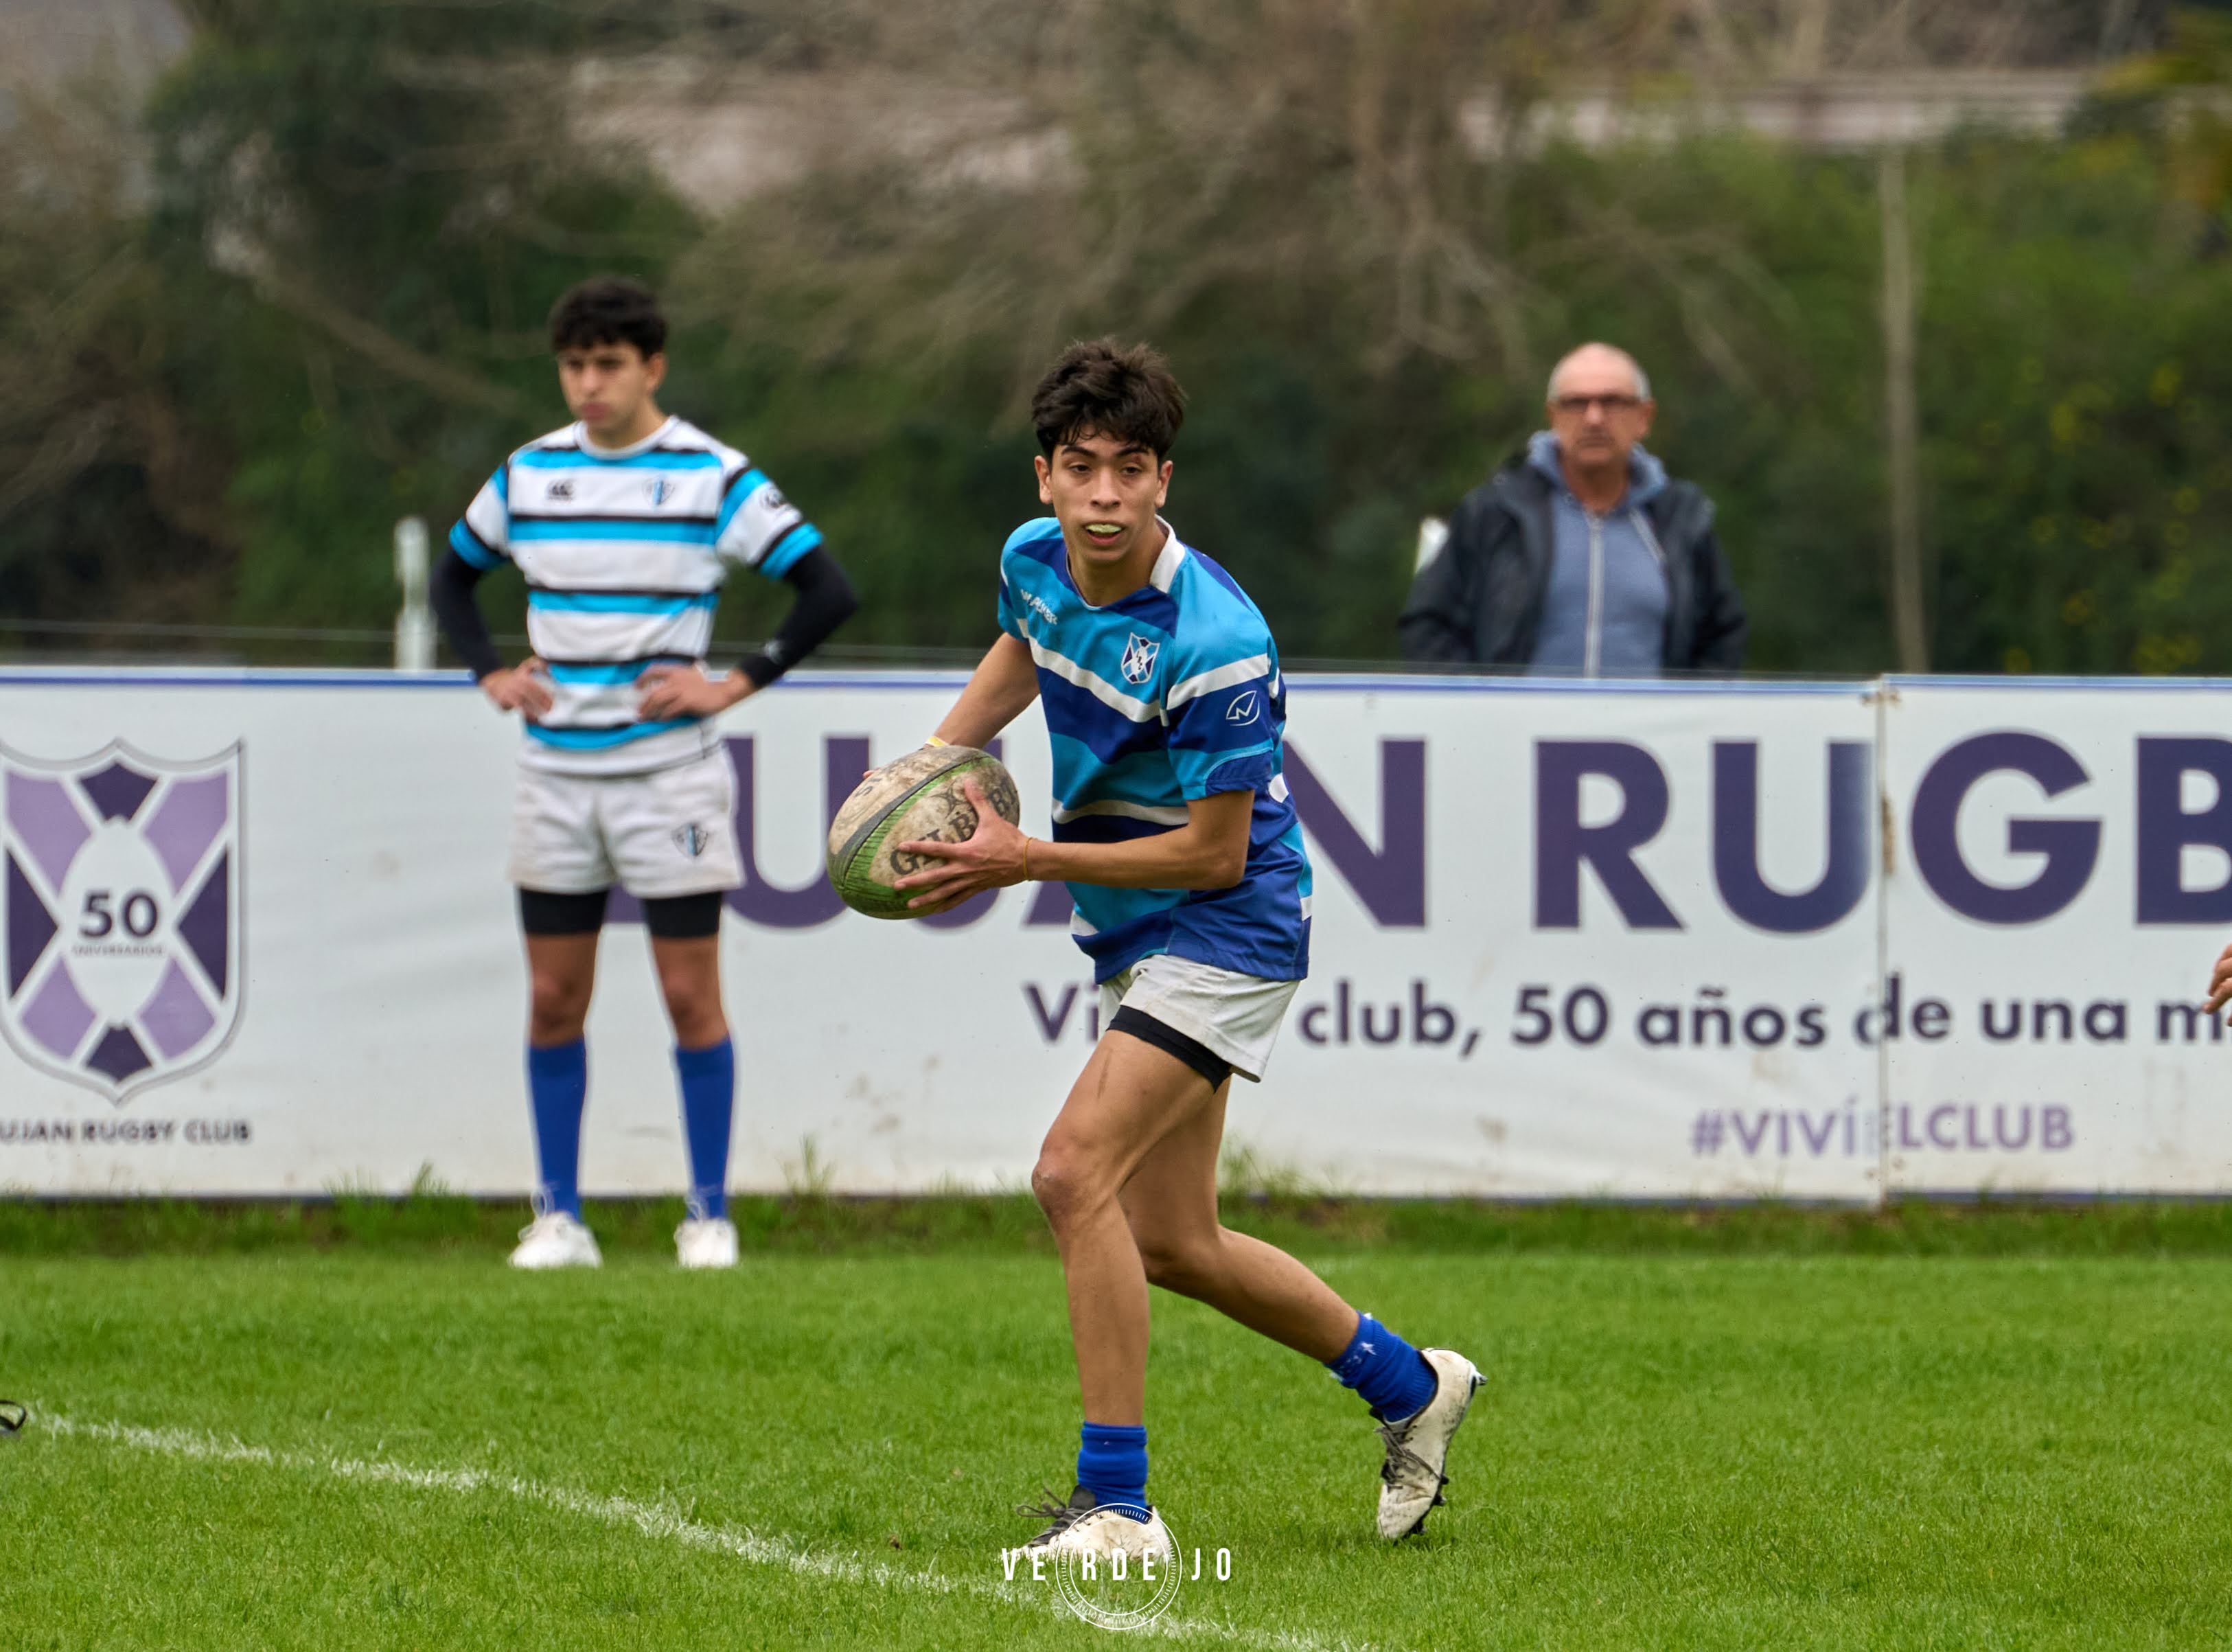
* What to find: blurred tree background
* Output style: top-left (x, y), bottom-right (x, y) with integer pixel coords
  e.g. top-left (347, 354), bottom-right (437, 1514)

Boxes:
top-left (1, 0), bottom-right (2222, 674)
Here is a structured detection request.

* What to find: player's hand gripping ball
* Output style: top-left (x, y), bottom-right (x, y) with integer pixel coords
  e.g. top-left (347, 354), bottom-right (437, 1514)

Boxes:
top-left (825, 745), bottom-right (1022, 919)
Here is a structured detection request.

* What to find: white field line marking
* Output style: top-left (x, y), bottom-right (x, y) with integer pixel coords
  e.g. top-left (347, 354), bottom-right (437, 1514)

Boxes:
top-left (36, 1412), bottom-right (1365, 1652)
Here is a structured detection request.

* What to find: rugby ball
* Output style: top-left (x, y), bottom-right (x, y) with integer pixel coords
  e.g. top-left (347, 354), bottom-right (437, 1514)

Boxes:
top-left (826, 744), bottom-right (1022, 919)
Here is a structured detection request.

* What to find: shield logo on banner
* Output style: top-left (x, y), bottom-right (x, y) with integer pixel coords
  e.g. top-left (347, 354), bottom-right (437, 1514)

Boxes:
top-left (1, 742), bottom-right (244, 1103)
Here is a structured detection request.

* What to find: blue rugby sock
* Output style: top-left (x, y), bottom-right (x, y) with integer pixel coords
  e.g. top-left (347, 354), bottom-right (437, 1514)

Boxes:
top-left (525, 1038), bottom-right (588, 1219)
top-left (1327, 1313), bottom-right (1438, 1421)
top-left (674, 1037), bottom-right (735, 1221)
top-left (1076, 1422), bottom-right (1149, 1521)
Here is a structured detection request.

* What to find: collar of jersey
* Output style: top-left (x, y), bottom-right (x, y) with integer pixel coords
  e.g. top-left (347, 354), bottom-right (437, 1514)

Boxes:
top-left (1054, 518), bottom-right (1188, 612)
top-left (571, 415), bottom-right (679, 462)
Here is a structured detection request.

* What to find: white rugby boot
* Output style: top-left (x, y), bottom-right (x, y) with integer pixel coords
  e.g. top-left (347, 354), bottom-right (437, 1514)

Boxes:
top-left (508, 1211), bottom-right (602, 1270)
top-left (1374, 1346), bottom-right (1486, 1540)
top-left (1019, 1486), bottom-right (1173, 1561)
top-left (675, 1217), bottom-right (739, 1270)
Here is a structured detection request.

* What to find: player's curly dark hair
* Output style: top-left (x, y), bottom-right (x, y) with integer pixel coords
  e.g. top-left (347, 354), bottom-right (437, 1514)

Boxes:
top-left (1031, 339), bottom-right (1186, 459)
top-left (548, 277), bottom-right (667, 358)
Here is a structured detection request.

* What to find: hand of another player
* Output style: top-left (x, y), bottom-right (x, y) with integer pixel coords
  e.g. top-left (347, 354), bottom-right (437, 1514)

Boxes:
top-left (638, 664), bottom-right (753, 720)
top-left (2205, 939), bottom-right (2232, 1021)
top-left (481, 658), bottom-right (554, 720)
top-left (893, 777), bottom-right (1030, 910)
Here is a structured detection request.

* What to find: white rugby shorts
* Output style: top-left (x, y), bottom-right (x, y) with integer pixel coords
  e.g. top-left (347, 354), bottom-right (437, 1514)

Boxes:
top-left (1098, 952), bottom-right (1301, 1083)
top-left (507, 749), bottom-right (742, 898)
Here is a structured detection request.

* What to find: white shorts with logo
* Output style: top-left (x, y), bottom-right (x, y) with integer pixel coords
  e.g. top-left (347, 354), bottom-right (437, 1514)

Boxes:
top-left (507, 750), bottom-right (742, 898)
top-left (1098, 952), bottom-right (1301, 1083)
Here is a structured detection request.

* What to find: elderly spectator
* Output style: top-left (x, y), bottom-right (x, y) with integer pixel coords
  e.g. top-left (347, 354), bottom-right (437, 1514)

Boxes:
top-left (1399, 343), bottom-right (1745, 674)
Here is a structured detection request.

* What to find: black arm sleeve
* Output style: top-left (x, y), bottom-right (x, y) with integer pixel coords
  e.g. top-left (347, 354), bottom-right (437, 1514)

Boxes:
top-left (430, 547), bottom-right (504, 680)
top-left (739, 547), bottom-right (860, 687)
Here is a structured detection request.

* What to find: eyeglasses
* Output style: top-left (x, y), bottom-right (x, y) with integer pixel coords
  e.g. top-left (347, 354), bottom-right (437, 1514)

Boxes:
top-left (1550, 393), bottom-right (1644, 415)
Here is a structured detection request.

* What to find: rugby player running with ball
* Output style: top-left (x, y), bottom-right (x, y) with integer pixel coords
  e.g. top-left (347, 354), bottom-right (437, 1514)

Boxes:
top-left (893, 340), bottom-right (1483, 1556)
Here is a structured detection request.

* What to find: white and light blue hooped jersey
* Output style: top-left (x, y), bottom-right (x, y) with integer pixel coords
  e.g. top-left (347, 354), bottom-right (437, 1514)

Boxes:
top-left (998, 517), bottom-right (1312, 984)
top-left (449, 415), bottom-right (819, 775)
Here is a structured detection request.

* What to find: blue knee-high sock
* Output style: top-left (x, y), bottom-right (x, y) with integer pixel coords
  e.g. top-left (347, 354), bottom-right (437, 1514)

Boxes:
top-left (1326, 1313), bottom-right (1438, 1421)
top-left (674, 1037), bottom-right (735, 1221)
top-left (525, 1039), bottom-right (588, 1219)
top-left (1077, 1422), bottom-right (1149, 1519)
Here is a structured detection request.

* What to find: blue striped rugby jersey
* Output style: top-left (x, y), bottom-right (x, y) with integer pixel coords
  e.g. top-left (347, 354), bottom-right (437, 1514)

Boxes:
top-left (449, 415), bottom-right (820, 775)
top-left (998, 517), bottom-right (1312, 984)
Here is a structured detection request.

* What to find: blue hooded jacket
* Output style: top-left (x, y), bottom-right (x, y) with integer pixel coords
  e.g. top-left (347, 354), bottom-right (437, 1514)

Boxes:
top-left (1523, 431), bottom-right (1670, 676)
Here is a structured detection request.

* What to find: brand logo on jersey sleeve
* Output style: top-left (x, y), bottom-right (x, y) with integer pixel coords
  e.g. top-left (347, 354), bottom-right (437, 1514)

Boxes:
top-left (1, 742), bottom-right (244, 1104)
top-left (1120, 634), bottom-right (1160, 686)
top-left (1226, 691), bottom-right (1261, 724)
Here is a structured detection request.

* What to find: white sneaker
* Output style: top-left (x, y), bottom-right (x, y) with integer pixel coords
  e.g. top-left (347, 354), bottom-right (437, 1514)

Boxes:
top-left (508, 1211), bottom-right (601, 1270)
top-left (674, 1217), bottom-right (739, 1270)
top-left (1375, 1346), bottom-right (1486, 1540)
top-left (1020, 1486), bottom-right (1173, 1561)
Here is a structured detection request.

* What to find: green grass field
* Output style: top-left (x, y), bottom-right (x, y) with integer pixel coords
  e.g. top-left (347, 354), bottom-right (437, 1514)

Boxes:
top-left (8, 1200), bottom-right (2232, 1649)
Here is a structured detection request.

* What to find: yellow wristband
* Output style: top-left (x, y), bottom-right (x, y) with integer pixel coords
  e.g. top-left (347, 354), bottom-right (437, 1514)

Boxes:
top-left (1022, 837), bottom-right (1033, 882)
top-left (925, 735), bottom-right (949, 748)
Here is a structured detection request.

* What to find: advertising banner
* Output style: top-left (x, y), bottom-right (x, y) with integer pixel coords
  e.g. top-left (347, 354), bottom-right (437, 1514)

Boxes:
top-left (1879, 679), bottom-right (2232, 1192)
top-left (0, 667), bottom-right (2223, 1199)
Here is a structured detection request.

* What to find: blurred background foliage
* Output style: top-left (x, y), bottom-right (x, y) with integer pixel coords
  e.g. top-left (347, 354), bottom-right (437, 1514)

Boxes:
top-left (1, 0), bottom-right (2225, 673)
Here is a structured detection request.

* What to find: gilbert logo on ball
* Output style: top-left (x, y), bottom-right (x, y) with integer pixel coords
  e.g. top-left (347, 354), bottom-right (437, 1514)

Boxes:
top-left (1, 742), bottom-right (244, 1103)
top-left (825, 744), bottom-right (1020, 920)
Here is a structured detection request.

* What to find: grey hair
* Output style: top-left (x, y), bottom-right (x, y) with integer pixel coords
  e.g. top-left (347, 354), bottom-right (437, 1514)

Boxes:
top-left (1548, 344), bottom-right (1650, 402)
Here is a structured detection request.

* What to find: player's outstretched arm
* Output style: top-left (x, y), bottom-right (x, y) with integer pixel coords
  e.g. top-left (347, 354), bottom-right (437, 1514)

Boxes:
top-left (2206, 939), bottom-right (2232, 1022)
top-left (893, 784), bottom-right (1250, 910)
top-left (930, 634), bottom-right (1040, 750)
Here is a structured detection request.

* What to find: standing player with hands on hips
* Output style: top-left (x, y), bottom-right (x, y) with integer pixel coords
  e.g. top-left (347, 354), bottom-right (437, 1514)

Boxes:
top-left (894, 340), bottom-right (1483, 1555)
top-left (431, 278), bottom-right (858, 1270)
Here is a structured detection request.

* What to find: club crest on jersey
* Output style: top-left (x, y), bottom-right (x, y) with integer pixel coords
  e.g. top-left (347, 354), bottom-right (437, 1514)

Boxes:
top-left (0, 742), bottom-right (244, 1104)
top-left (1120, 634), bottom-right (1160, 686)
top-left (646, 477), bottom-right (677, 508)
top-left (1226, 691), bottom-right (1261, 724)
top-left (673, 823), bottom-right (716, 859)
